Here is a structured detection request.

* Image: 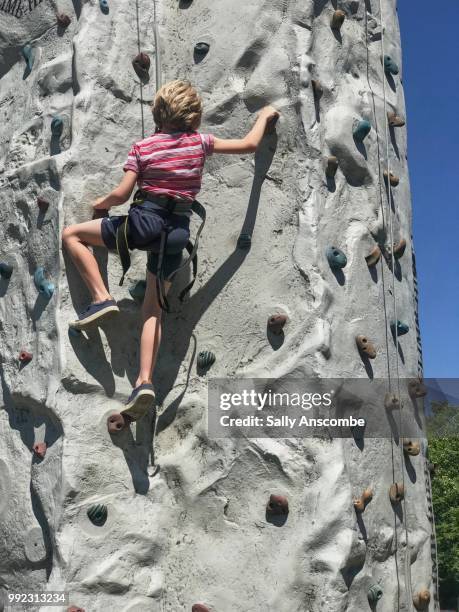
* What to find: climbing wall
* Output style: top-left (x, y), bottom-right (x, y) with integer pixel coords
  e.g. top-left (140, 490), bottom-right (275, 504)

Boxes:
top-left (0, 1), bottom-right (438, 611)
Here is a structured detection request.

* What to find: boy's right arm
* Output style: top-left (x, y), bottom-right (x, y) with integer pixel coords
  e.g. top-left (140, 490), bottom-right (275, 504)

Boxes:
top-left (213, 105), bottom-right (280, 154)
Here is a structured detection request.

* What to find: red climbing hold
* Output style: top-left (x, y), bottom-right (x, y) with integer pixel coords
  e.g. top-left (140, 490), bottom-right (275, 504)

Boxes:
top-left (192, 605), bottom-right (210, 612)
top-left (266, 494), bottom-right (289, 516)
top-left (353, 487), bottom-right (373, 513)
top-left (365, 245), bottom-right (381, 267)
top-left (37, 197), bottom-right (49, 212)
top-left (331, 10), bottom-right (346, 29)
top-left (267, 313), bottom-right (288, 335)
top-left (67, 607), bottom-right (85, 612)
top-left (107, 413), bottom-right (127, 434)
top-left (33, 442), bottom-right (47, 459)
top-left (19, 351), bottom-right (33, 364)
top-left (57, 13), bottom-right (71, 27)
top-left (132, 52), bottom-right (151, 79)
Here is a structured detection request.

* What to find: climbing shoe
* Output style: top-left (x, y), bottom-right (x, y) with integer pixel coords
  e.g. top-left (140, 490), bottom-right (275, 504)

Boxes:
top-left (70, 299), bottom-right (119, 329)
top-left (123, 383), bottom-right (155, 420)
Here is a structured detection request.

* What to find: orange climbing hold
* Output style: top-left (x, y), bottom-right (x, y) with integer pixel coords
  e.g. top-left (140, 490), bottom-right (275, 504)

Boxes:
top-left (384, 393), bottom-right (402, 411)
top-left (331, 10), bottom-right (346, 29)
top-left (389, 482), bottom-right (405, 504)
top-left (267, 313), bottom-right (288, 335)
top-left (392, 238), bottom-right (406, 259)
top-left (33, 442), bottom-right (47, 459)
top-left (383, 170), bottom-right (399, 187)
top-left (67, 607), bottom-right (85, 612)
top-left (353, 487), bottom-right (373, 513)
top-left (266, 494), bottom-right (289, 516)
top-left (56, 13), bottom-right (71, 27)
top-left (388, 111), bottom-right (405, 127)
top-left (355, 335), bottom-right (376, 359)
top-left (413, 589), bottom-right (431, 610)
top-left (403, 439), bottom-right (420, 457)
top-left (365, 245), bottom-right (381, 267)
top-left (408, 379), bottom-right (427, 398)
top-left (192, 605), bottom-right (210, 612)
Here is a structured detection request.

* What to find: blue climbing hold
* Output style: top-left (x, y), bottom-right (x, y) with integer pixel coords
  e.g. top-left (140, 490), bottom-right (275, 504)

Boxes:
top-left (34, 267), bottom-right (55, 299)
top-left (390, 320), bottom-right (409, 337)
top-left (353, 120), bottom-right (371, 142)
top-left (68, 327), bottom-right (82, 338)
top-left (0, 262), bottom-right (13, 279)
top-left (99, 0), bottom-right (109, 13)
top-left (197, 351), bottom-right (216, 369)
top-left (194, 42), bottom-right (210, 57)
top-left (326, 246), bottom-right (347, 269)
top-left (384, 55), bottom-right (399, 75)
top-left (87, 504), bottom-right (107, 526)
top-left (21, 44), bottom-right (34, 72)
top-left (129, 280), bottom-right (146, 301)
top-left (51, 116), bottom-right (64, 138)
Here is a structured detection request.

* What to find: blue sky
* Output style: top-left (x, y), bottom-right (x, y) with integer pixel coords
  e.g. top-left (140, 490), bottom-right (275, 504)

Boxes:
top-left (397, 2), bottom-right (459, 378)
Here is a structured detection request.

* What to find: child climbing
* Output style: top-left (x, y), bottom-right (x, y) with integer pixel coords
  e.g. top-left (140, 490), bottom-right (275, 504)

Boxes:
top-left (62, 79), bottom-right (279, 420)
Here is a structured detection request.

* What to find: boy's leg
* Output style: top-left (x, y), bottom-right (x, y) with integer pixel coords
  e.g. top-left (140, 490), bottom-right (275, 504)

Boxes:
top-left (135, 270), bottom-right (171, 387)
top-left (62, 219), bottom-right (112, 303)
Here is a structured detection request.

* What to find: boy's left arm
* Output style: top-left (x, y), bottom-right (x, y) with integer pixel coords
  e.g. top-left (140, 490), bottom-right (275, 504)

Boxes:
top-left (92, 170), bottom-right (138, 210)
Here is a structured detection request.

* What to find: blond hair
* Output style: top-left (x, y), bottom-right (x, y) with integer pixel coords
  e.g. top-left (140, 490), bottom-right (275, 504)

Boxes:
top-left (152, 80), bottom-right (202, 132)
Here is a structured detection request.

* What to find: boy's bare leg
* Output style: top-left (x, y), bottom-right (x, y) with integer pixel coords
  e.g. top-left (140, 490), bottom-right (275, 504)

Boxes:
top-left (62, 219), bottom-right (112, 303)
top-left (135, 271), bottom-right (171, 387)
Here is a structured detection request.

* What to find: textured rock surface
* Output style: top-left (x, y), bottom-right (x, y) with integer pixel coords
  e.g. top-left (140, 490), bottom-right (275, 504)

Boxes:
top-left (0, 1), bottom-right (436, 611)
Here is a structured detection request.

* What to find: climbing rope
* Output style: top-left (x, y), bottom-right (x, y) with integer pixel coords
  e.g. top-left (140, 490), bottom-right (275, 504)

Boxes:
top-left (134, 0), bottom-right (145, 138)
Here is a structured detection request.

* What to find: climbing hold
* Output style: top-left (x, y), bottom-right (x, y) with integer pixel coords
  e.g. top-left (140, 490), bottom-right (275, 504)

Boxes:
top-left (353, 120), bottom-right (371, 142)
top-left (403, 439), bottom-right (420, 457)
top-left (132, 52), bottom-right (151, 80)
top-left (267, 313), bottom-right (288, 335)
top-left (311, 79), bottom-right (323, 99)
top-left (408, 379), bottom-right (427, 398)
top-left (266, 494), bottom-right (289, 516)
top-left (56, 13), bottom-right (71, 28)
top-left (192, 606), bottom-right (210, 612)
top-left (0, 262), bottom-right (13, 279)
top-left (413, 590), bottom-right (431, 610)
top-left (197, 351), bottom-right (216, 369)
top-left (68, 327), bottom-right (82, 338)
top-left (68, 607), bottom-right (85, 612)
top-left (389, 482), bottom-right (405, 504)
top-left (384, 393), bottom-right (402, 411)
top-left (19, 351), bottom-right (33, 364)
top-left (391, 238), bottom-right (406, 260)
top-left (331, 10), bottom-right (346, 30)
top-left (326, 156), bottom-right (339, 178)
top-left (37, 196), bottom-right (49, 212)
top-left (353, 487), bottom-right (373, 513)
top-left (355, 335), bottom-right (376, 359)
top-left (21, 44), bottom-right (34, 72)
top-left (365, 245), bottom-right (381, 267)
top-left (237, 233), bottom-right (251, 249)
top-left (427, 461), bottom-right (436, 476)
top-left (390, 320), bottom-right (409, 337)
top-left (51, 116), bottom-right (64, 138)
top-left (33, 442), bottom-right (47, 459)
top-left (99, 0), bottom-right (109, 13)
top-left (129, 280), bottom-right (147, 301)
top-left (367, 584), bottom-right (383, 604)
top-left (107, 413), bottom-right (127, 434)
top-left (387, 111), bottom-right (405, 128)
top-left (194, 42), bottom-right (210, 57)
top-left (87, 504), bottom-right (108, 526)
top-left (326, 246), bottom-right (347, 269)
top-left (383, 170), bottom-right (399, 187)
top-left (34, 267), bottom-right (55, 299)
top-left (384, 55), bottom-right (399, 75)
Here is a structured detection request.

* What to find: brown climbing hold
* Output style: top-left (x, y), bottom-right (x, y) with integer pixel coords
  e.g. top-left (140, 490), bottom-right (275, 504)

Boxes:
top-left (383, 170), bottom-right (399, 187)
top-left (37, 197), bottom-right (49, 212)
top-left (33, 442), bottom-right (47, 459)
top-left (353, 487), bottom-right (373, 513)
top-left (365, 245), bottom-right (381, 267)
top-left (355, 335), bottom-right (376, 359)
top-left (392, 238), bottom-right (406, 259)
top-left (311, 79), bottom-right (323, 99)
top-left (413, 589), bottom-right (430, 610)
top-left (326, 156), bottom-right (339, 178)
top-left (388, 111), bottom-right (405, 127)
top-left (67, 607), bottom-right (85, 612)
top-left (389, 482), bottom-right (405, 503)
top-left (19, 351), bottom-right (33, 364)
top-left (331, 9), bottom-right (346, 29)
top-left (132, 52), bottom-right (151, 79)
top-left (403, 439), bottom-right (420, 457)
top-left (408, 379), bottom-right (427, 398)
top-left (57, 13), bottom-right (71, 27)
top-left (107, 413), bottom-right (127, 434)
top-left (192, 605), bottom-right (210, 612)
top-left (267, 313), bottom-right (287, 335)
top-left (266, 494), bottom-right (289, 516)
top-left (384, 393), bottom-right (401, 411)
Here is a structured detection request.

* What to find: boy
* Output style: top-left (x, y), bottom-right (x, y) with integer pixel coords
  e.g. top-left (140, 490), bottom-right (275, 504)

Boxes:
top-left (62, 79), bottom-right (279, 416)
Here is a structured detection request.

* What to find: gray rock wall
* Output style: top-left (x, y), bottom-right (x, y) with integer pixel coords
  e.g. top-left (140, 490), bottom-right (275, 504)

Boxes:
top-left (0, 0), bottom-right (437, 610)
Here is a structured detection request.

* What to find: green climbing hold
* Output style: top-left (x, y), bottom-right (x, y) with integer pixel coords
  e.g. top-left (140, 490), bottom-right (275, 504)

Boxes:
top-left (384, 55), bottom-right (399, 75)
top-left (368, 584), bottom-right (383, 604)
top-left (21, 44), bottom-right (34, 72)
top-left (326, 246), bottom-right (347, 269)
top-left (391, 320), bottom-right (409, 337)
top-left (87, 504), bottom-right (107, 526)
top-left (353, 120), bottom-right (371, 142)
top-left (34, 267), bottom-right (55, 299)
top-left (51, 116), bottom-right (64, 138)
top-left (194, 42), bottom-right (210, 57)
top-left (99, 0), bottom-right (109, 13)
top-left (0, 262), bottom-right (13, 279)
top-left (197, 351), bottom-right (216, 369)
top-left (237, 233), bottom-right (251, 249)
top-left (129, 280), bottom-right (146, 301)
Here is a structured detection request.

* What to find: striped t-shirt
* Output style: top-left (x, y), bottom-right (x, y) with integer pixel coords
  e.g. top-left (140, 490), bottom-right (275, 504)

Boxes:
top-left (123, 131), bottom-right (215, 203)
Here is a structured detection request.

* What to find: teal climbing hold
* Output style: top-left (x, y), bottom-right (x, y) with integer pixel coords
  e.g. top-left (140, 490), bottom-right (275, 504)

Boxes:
top-left (129, 280), bottom-right (146, 301)
top-left (51, 116), bottom-right (64, 138)
top-left (384, 55), bottom-right (399, 75)
top-left (197, 351), bottom-right (216, 369)
top-left (68, 327), bottom-right (82, 337)
top-left (326, 246), bottom-right (347, 269)
top-left (99, 0), bottom-right (109, 13)
top-left (353, 120), bottom-right (371, 142)
top-left (21, 44), bottom-right (34, 72)
top-left (194, 42), bottom-right (210, 57)
top-left (237, 233), bottom-right (251, 249)
top-left (0, 263), bottom-right (13, 279)
top-left (391, 320), bottom-right (409, 336)
top-left (87, 504), bottom-right (107, 526)
top-left (368, 584), bottom-right (383, 604)
top-left (34, 267), bottom-right (55, 299)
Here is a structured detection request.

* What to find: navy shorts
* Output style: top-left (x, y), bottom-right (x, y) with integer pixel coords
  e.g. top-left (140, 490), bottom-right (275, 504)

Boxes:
top-left (101, 203), bottom-right (191, 277)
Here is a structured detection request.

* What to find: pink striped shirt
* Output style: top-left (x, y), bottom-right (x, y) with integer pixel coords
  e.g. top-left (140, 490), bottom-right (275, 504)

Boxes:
top-left (123, 131), bottom-right (215, 202)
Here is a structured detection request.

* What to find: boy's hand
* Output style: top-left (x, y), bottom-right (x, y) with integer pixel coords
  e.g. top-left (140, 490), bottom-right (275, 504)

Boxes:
top-left (259, 105), bottom-right (280, 123)
top-left (92, 196), bottom-right (110, 210)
